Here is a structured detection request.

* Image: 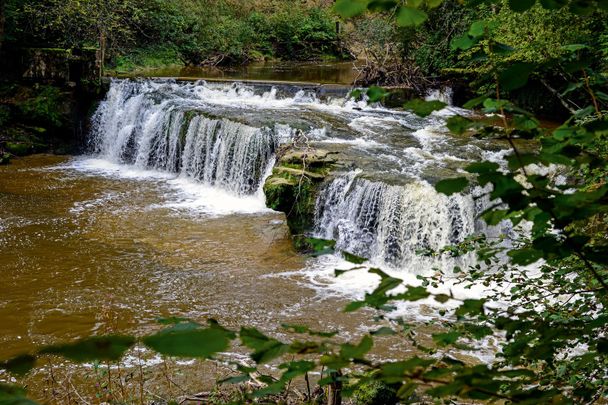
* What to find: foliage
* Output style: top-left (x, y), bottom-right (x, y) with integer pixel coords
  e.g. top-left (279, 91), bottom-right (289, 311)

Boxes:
top-left (3, 0), bottom-right (343, 68)
top-left (17, 86), bottom-right (63, 127)
top-left (2, 0), bottom-right (608, 404)
top-left (352, 380), bottom-right (398, 405)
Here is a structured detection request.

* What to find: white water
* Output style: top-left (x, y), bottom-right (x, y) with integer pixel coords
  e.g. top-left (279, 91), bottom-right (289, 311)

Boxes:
top-left (85, 78), bottom-right (512, 301)
top-left (314, 172), bottom-right (477, 272)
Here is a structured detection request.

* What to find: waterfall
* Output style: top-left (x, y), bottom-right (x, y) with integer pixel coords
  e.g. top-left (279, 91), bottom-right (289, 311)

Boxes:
top-left (89, 80), bottom-right (277, 195)
top-left (314, 173), bottom-right (477, 272)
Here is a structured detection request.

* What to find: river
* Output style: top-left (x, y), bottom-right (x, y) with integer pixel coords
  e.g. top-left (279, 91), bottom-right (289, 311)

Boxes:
top-left (0, 77), bottom-right (510, 401)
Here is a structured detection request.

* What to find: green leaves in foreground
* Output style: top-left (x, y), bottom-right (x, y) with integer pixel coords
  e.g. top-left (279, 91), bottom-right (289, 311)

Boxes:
top-left (396, 6), bottom-right (428, 27)
top-left (239, 327), bottom-right (290, 364)
top-left (435, 177), bottom-right (469, 196)
top-left (143, 321), bottom-right (234, 358)
top-left (404, 98), bottom-right (446, 117)
top-left (0, 355), bottom-right (36, 377)
top-left (40, 335), bottom-right (136, 362)
top-left (0, 383), bottom-right (37, 405)
top-left (499, 62), bottom-right (535, 91)
top-left (334, 1), bottom-right (432, 26)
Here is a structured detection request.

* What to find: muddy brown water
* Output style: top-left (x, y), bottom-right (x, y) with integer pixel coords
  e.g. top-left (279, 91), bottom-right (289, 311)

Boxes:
top-left (1, 155), bottom-right (450, 402)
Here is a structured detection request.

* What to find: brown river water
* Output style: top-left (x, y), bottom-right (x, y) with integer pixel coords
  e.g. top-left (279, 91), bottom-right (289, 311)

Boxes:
top-left (0, 73), bottom-right (506, 401)
top-left (0, 155), bottom-right (451, 402)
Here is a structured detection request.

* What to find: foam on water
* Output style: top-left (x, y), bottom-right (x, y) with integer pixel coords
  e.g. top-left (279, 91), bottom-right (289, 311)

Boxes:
top-left (314, 172), bottom-right (478, 272)
top-left (65, 157), bottom-right (271, 215)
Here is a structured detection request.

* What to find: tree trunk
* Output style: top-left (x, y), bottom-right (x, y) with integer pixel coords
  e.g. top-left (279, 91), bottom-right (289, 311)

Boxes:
top-left (327, 370), bottom-right (342, 405)
top-left (0, 0), bottom-right (6, 52)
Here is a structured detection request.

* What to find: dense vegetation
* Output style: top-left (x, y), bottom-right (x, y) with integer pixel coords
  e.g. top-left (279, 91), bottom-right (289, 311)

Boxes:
top-left (1, 0), bottom-right (608, 404)
top-left (1, 0), bottom-right (345, 71)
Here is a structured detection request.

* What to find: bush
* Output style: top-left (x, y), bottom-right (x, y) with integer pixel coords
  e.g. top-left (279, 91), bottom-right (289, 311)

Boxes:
top-left (18, 86), bottom-right (64, 128)
top-left (0, 105), bottom-right (12, 127)
top-left (352, 381), bottom-right (398, 405)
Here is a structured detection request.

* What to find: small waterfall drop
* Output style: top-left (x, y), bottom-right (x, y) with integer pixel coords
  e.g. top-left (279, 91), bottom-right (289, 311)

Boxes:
top-left (314, 172), bottom-right (477, 272)
top-left (90, 80), bottom-right (277, 195)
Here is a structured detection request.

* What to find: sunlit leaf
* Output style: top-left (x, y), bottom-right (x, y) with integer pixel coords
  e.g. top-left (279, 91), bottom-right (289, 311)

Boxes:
top-left (403, 98), bottom-right (446, 117)
top-left (366, 86), bottom-right (389, 102)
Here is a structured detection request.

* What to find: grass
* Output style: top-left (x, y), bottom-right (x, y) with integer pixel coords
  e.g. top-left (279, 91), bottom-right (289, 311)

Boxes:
top-left (108, 46), bottom-right (183, 74)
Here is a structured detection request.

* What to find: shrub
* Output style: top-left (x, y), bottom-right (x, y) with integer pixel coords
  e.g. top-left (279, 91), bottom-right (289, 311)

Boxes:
top-left (18, 86), bottom-right (64, 128)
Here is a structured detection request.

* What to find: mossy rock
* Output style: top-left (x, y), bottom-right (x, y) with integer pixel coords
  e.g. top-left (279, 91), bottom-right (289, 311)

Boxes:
top-left (0, 152), bottom-right (10, 165)
top-left (5, 142), bottom-right (33, 156)
top-left (274, 166), bottom-right (326, 180)
top-left (264, 171), bottom-right (318, 236)
top-left (352, 381), bottom-right (398, 405)
top-left (280, 149), bottom-right (337, 168)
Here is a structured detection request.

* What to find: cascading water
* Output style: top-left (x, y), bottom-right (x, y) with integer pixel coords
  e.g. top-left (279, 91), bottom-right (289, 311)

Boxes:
top-left (88, 78), bottom-right (510, 276)
top-left (89, 80), bottom-right (278, 195)
top-left (314, 172), bottom-right (477, 272)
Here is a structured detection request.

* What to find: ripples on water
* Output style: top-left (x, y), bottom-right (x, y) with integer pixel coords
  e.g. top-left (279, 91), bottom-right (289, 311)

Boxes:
top-left (0, 79), bottom-right (514, 396)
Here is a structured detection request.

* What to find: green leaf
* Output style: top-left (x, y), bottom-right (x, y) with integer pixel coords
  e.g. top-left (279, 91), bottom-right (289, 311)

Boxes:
top-left (0, 355), bottom-right (36, 376)
top-left (340, 335), bottom-right (373, 359)
top-left (366, 86), bottom-right (389, 102)
top-left (239, 327), bottom-right (289, 364)
top-left (464, 324), bottom-right (494, 339)
top-left (426, 0), bottom-right (443, 8)
top-left (463, 93), bottom-right (492, 109)
top-left (446, 115), bottom-right (474, 134)
top-left (403, 98), bottom-right (447, 117)
top-left (380, 358), bottom-right (434, 383)
top-left (305, 237), bottom-right (336, 256)
top-left (334, 0), bottom-right (368, 18)
top-left (367, 0), bottom-right (398, 11)
top-left (342, 251), bottom-right (368, 264)
top-left (455, 299), bottom-right (485, 317)
top-left (395, 6), bottom-right (428, 26)
top-left (499, 63), bottom-right (535, 91)
top-left (40, 336), bottom-right (135, 362)
top-left (539, 0), bottom-right (567, 8)
top-left (435, 177), bottom-right (469, 196)
top-left (371, 327), bottom-right (396, 336)
top-left (282, 324), bottom-right (337, 338)
top-left (508, 248), bottom-right (544, 265)
top-left (481, 209), bottom-right (509, 226)
top-left (451, 34), bottom-right (477, 51)
top-left (509, 0), bottom-right (536, 12)
top-left (143, 325), bottom-right (232, 359)
top-left (432, 331), bottom-right (461, 347)
top-left (398, 286), bottom-right (431, 301)
top-left (0, 383), bottom-right (38, 405)
top-left (466, 161), bottom-right (499, 173)
top-left (468, 20), bottom-right (488, 37)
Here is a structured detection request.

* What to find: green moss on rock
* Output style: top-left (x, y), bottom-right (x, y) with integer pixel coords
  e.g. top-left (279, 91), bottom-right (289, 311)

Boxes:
top-left (263, 146), bottom-right (337, 244)
top-left (5, 142), bottom-right (33, 156)
top-left (0, 152), bottom-right (10, 165)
